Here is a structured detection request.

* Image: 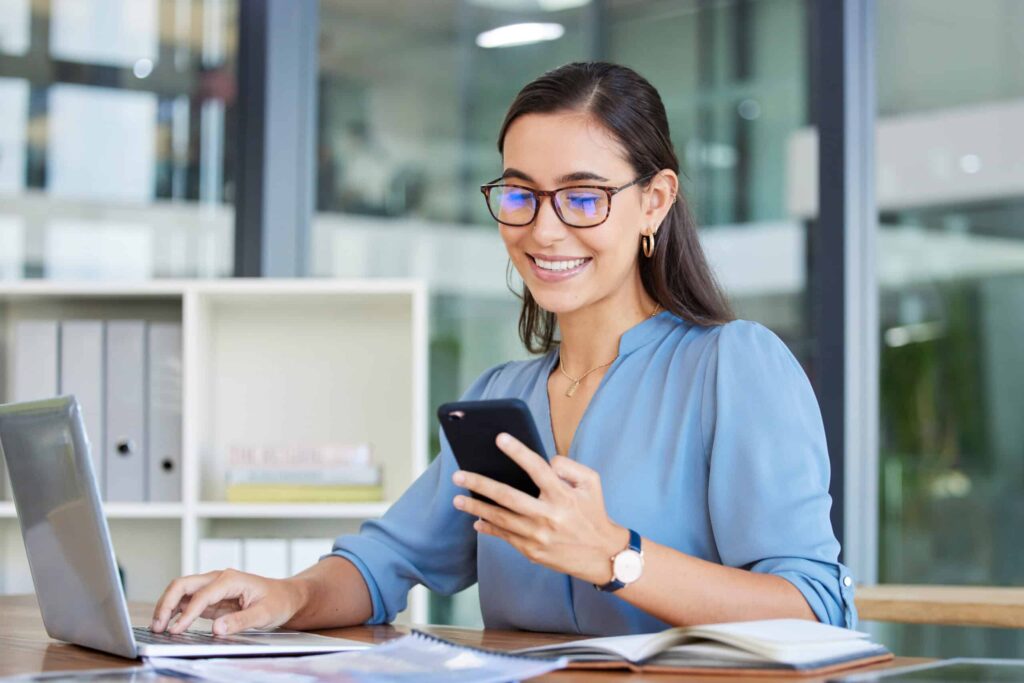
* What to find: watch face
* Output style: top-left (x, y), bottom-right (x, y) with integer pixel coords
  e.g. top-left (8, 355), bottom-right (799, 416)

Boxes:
top-left (613, 550), bottom-right (643, 584)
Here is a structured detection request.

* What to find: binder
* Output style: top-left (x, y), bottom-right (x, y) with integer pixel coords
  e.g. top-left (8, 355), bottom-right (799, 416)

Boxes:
top-left (146, 322), bottom-right (182, 502)
top-left (242, 539), bottom-right (289, 579)
top-left (104, 320), bottom-right (147, 502)
top-left (5, 320), bottom-right (59, 500)
top-left (198, 539), bottom-right (243, 574)
top-left (289, 538), bottom-right (335, 576)
top-left (59, 320), bottom-right (106, 498)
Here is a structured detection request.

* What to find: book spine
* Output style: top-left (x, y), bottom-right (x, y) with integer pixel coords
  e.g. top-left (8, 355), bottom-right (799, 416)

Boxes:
top-left (225, 484), bottom-right (384, 503)
top-left (226, 443), bottom-right (373, 469)
top-left (224, 465), bottom-right (381, 486)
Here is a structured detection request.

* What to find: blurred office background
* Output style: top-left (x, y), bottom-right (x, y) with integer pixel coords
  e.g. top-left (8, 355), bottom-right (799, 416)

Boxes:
top-left (1, 0), bottom-right (1022, 657)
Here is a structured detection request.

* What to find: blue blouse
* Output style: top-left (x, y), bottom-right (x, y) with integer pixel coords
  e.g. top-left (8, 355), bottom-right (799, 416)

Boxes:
top-left (330, 312), bottom-right (857, 635)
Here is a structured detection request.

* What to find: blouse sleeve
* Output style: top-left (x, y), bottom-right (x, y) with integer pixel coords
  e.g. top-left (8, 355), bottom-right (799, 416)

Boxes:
top-left (325, 362), bottom-right (509, 624)
top-left (702, 320), bottom-right (858, 628)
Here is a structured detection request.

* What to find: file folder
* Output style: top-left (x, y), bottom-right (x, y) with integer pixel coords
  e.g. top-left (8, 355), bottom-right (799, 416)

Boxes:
top-left (289, 538), bottom-right (335, 576)
top-left (198, 539), bottom-right (243, 574)
top-left (59, 320), bottom-right (106, 498)
top-left (104, 320), bottom-right (146, 502)
top-left (5, 320), bottom-right (59, 500)
top-left (146, 322), bottom-right (182, 502)
top-left (243, 539), bottom-right (290, 579)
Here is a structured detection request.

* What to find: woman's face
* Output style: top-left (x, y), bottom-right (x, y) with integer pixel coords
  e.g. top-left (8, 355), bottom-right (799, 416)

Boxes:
top-left (498, 111), bottom-right (658, 316)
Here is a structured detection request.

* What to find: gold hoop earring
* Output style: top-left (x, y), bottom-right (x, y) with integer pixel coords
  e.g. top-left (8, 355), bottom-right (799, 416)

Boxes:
top-left (642, 232), bottom-right (656, 258)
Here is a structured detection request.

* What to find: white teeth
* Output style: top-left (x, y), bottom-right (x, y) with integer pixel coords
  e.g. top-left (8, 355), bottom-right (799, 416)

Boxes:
top-left (534, 257), bottom-right (587, 271)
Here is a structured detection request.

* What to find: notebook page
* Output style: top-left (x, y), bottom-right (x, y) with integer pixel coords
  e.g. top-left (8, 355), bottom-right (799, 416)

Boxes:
top-left (683, 620), bottom-right (876, 664)
top-left (688, 619), bottom-right (869, 645)
top-left (515, 628), bottom-right (691, 663)
top-left (657, 641), bottom-right (769, 665)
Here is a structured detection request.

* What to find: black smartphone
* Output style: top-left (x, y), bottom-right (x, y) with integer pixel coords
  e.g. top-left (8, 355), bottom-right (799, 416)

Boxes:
top-left (437, 398), bottom-right (548, 505)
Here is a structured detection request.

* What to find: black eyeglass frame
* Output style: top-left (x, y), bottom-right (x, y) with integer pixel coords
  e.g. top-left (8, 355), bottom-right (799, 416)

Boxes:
top-left (479, 173), bottom-right (656, 228)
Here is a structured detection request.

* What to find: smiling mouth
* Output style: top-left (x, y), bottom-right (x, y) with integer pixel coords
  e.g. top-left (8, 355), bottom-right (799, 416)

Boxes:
top-left (529, 255), bottom-right (593, 272)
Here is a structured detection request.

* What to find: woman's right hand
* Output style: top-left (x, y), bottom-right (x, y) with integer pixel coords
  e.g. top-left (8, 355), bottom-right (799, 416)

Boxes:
top-left (150, 568), bottom-right (309, 636)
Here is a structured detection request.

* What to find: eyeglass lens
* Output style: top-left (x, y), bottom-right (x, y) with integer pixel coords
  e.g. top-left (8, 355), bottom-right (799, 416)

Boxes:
top-left (487, 186), bottom-right (609, 227)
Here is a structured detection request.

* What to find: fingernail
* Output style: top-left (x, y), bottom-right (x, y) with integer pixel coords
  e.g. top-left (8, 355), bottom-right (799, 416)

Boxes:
top-left (453, 496), bottom-right (464, 509)
top-left (150, 620), bottom-right (160, 632)
top-left (214, 620), bottom-right (225, 635)
top-left (496, 433), bottom-right (511, 447)
top-left (452, 471), bottom-right (465, 485)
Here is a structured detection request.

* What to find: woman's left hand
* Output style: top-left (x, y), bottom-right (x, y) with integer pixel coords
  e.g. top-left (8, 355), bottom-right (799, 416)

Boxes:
top-left (451, 433), bottom-right (629, 586)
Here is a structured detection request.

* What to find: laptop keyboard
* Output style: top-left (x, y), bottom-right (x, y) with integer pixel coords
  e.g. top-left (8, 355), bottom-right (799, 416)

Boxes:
top-left (133, 626), bottom-right (223, 644)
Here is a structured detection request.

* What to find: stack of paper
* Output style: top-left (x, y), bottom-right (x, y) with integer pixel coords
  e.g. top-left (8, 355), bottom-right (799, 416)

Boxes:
top-left (147, 631), bottom-right (567, 683)
top-left (225, 444), bottom-right (382, 503)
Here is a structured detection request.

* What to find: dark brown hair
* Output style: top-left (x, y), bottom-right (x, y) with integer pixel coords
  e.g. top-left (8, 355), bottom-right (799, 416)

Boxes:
top-left (498, 61), bottom-right (734, 354)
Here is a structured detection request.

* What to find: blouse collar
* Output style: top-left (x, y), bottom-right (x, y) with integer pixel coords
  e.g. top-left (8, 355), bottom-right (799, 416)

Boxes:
top-left (540, 309), bottom-right (684, 374)
top-left (617, 310), bottom-right (681, 356)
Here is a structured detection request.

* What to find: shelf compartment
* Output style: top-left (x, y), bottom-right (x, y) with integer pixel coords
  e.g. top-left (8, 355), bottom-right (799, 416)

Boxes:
top-left (188, 285), bottom-right (426, 504)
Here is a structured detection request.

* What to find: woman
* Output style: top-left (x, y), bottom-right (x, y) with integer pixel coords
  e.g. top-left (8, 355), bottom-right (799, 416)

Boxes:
top-left (151, 62), bottom-right (855, 638)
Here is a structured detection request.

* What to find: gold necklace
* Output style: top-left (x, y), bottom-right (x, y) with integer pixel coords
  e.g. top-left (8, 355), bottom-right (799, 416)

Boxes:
top-left (558, 303), bottom-right (662, 398)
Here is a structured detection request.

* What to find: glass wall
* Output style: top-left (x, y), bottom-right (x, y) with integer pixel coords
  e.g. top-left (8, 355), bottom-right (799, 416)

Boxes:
top-left (872, 0), bottom-right (1024, 658)
top-left (314, 0), bottom-right (810, 625)
top-left (0, 0), bottom-right (237, 280)
top-left (609, 0), bottom-right (811, 358)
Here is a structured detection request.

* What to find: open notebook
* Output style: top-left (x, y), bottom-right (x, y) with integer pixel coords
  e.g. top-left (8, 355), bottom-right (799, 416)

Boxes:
top-left (512, 619), bottom-right (893, 676)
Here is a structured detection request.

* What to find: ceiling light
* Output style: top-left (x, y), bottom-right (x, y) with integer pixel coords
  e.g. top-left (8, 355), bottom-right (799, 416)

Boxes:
top-left (959, 154), bottom-right (981, 174)
top-left (537, 0), bottom-right (591, 9)
top-left (133, 58), bottom-right (154, 79)
top-left (476, 23), bottom-right (565, 48)
top-left (467, 0), bottom-right (590, 10)
top-left (737, 99), bottom-right (761, 120)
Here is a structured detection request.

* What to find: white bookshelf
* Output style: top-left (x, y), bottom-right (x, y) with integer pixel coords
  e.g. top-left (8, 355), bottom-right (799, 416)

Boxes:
top-left (0, 279), bottom-right (429, 623)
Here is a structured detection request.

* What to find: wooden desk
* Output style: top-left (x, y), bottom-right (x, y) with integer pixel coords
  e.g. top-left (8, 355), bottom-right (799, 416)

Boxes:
top-left (856, 585), bottom-right (1024, 628)
top-left (0, 594), bottom-right (926, 682)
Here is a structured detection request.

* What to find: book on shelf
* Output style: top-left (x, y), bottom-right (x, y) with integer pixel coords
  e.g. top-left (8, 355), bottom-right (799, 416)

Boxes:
top-left (224, 483), bottom-right (384, 503)
top-left (510, 618), bottom-right (892, 676)
top-left (224, 464), bottom-right (382, 486)
top-left (227, 443), bottom-right (373, 469)
top-left (223, 442), bottom-right (383, 503)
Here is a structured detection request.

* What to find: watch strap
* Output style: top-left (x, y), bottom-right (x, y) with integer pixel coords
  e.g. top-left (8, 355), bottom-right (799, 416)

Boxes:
top-left (595, 528), bottom-right (641, 593)
top-left (625, 528), bottom-right (641, 553)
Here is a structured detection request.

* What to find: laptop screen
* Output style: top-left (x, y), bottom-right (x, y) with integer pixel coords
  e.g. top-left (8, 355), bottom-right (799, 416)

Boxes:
top-left (0, 397), bottom-right (137, 659)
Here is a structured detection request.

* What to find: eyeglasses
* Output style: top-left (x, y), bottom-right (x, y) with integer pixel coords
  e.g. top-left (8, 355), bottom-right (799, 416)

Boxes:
top-left (479, 174), bottom-right (655, 228)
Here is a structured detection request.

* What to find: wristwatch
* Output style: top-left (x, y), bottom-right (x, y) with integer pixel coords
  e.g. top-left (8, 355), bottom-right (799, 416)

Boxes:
top-left (595, 528), bottom-right (643, 592)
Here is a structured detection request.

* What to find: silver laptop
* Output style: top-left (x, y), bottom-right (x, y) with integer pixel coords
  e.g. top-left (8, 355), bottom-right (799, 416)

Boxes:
top-left (0, 396), bottom-right (368, 658)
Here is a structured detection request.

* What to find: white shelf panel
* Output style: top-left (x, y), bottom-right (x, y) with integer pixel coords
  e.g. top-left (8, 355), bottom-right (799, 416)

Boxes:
top-left (0, 279), bottom-right (424, 301)
top-left (188, 279), bottom-right (424, 298)
top-left (195, 502), bottom-right (392, 519)
top-left (0, 502), bottom-right (184, 519)
top-left (104, 503), bottom-right (185, 518)
top-left (0, 281), bottom-right (187, 299)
